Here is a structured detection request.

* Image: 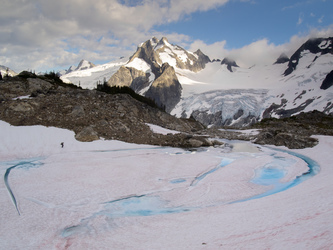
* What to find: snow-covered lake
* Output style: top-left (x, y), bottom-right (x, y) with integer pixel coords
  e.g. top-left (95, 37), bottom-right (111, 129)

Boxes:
top-left (0, 121), bottom-right (332, 249)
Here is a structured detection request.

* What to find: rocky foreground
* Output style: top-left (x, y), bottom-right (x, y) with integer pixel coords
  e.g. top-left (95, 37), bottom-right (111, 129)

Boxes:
top-left (1, 72), bottom-right (332, 149)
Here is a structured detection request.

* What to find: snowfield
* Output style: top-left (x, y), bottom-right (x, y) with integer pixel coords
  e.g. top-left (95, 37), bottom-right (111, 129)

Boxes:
top-left (1, 121), bottom-right (332, 249)
top-left (60, 58), bottom-right (128, 89)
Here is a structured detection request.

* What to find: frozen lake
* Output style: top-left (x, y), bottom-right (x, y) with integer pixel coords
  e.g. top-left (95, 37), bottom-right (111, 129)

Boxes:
top-left (0, 121), bottom-right (332, 249)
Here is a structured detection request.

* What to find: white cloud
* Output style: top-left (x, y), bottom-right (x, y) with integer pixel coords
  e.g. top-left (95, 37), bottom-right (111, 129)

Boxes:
top-left (228, 40), bottom-right (284, 67)
top-left (188, 26), bottom-right (333, 68)
top-left (306, 25), bottom-right (333, 39)
top-left (189, 40), bottom-right (228, 59)
top-left (0, 0), bottom-right (230, 72)
top-left (297, 13), bottom-right (304, 25)
top-left (1, 0), bottom-right (332, 73)
top-left (189, 38), bottom-right (287, 67)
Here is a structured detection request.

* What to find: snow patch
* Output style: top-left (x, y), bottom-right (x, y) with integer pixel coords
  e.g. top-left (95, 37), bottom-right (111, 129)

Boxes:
top-left (126, 58), bottom-right (151, 72)
top-left (146, 123), bottom-right (180, 135)
top-left (318, 40), bottom-right (332, 49)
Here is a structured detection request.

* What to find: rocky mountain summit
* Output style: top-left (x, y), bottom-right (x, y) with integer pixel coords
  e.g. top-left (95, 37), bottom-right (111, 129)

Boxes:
top-left (107, 37), bottom-right (210, 112)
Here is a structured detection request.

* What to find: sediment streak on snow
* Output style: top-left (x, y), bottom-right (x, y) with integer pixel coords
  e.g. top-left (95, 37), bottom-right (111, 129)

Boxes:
top-left (4, 163), bottom-right (23, 215)
top-left (3, 159), bottom-right (43, 216)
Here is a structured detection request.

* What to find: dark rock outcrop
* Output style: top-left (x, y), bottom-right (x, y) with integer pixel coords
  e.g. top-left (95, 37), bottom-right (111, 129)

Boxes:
top-left (274, 53), bottom-right (290, 64)
top-left (253, 110), bottom-right (333, 149)
top-left (254, 130), bottom-right (318, 149)
top-left (221, 57), bottom-right (239, 72)
top-left (263, 98), bottom-right (315, 119)
top-left (320, 70), bottom-right (333, 90)
top-left (191, 110), bottom-right (223, 127)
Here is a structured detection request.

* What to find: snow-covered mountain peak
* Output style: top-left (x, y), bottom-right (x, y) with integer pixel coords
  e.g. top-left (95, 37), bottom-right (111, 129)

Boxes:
top-left (60, 57), bottom-right (128, 89)
top-left (0, 65), bottom-right (17, 77)
top-left (155, 37), bottom-right (171, 49)
top-left (76, 59), bottom-right (96, 71)
top-left (128, 37), bottom-right (211, 73)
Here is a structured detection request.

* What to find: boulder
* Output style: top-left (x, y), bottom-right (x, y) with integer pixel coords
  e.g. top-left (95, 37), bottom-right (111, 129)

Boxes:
top-left (188, 139), bottom-right (204, 147)
top-left (9, 102), bottom-right (34, 112)
top-left (27, 78), bottom-right (53, 94)
top-left (75, 126), bottom-right (99, 142)
top-left (70, 105), bottom-right (85, 117)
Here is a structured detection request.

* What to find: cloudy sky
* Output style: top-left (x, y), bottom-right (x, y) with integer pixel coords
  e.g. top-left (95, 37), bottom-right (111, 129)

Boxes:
top-left (1, 0), bottom-right (332, 72)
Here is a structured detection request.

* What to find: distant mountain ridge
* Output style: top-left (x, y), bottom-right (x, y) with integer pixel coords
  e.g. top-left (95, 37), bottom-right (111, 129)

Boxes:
top-left (58, 60), bottom-right (96, 76)
top-left (59, 36), bottom-right (333, 127)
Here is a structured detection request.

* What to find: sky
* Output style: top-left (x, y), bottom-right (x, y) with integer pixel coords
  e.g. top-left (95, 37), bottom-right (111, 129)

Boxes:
top-left (0, 0), bottom-right (332, 73)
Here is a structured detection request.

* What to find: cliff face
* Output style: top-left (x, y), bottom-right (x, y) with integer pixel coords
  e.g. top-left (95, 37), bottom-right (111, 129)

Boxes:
top-left (107, 66), bottom-right (151, 93)
top-left (145, 63), bottom-right (182, 113)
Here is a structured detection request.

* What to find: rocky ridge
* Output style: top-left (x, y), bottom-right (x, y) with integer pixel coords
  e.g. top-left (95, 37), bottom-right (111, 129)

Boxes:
top-left (252, 110), bottom-right (333, 148)
top-left (0, 73), bottom-right (217, 148)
